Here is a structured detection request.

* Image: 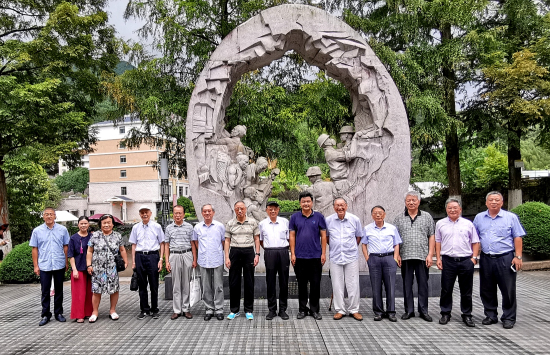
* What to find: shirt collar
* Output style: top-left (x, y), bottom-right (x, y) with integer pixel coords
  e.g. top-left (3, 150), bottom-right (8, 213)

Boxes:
top-left (404, 209), bottom-right (422, 217)
top-left (484, 209), bottom-right (504, 219)
top-left (372, 221), bottom-right (386, 230)
top-left (235, 217), bottom-right (250, 225)
top-left (301, 210), bottom-right (315, 218)
top-left (446, 216), bottom-right (461, 223)
top-left (44, 223), bottom-right (57, 231)
top-left (334, 213), bottom-right (348, 221)
top-left (268, 217), bottom-right (280, 224)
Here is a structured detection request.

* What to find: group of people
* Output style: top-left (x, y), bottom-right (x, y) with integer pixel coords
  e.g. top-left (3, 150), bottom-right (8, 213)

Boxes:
top-left (30, 190), bottom-right (524, 330)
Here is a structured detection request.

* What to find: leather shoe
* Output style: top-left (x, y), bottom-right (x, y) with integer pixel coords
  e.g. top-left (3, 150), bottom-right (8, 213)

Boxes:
top-left (39, 316), bottom-right (50, 326)
top-left (419, 313), bottom-right (433, 322)
top-left (183, 312), bottom-right (193, 319)
top-left (482, 317), bottom-right (498, 325)
top-left (55, 314), bottom-right (66, 322)
top-left (373, 314), bottom-right (383, 321)
top-left (297, 312), bottom-right (307, 319)
top-left (439, 314), bottom-right (451, 325)
top-left (216, 313), bottom-right (224, 321)
top-left (266, 311), bottom-right (277, 320)
top-left (312, 312), bottom-right (322, 320)
top-left (333, 313), bottom-right (344, 320)
top-left (401, 312), bottom-right (415, 320)
top-left (503, 321), bottom-right (514, 329)
top-left (204, 314), bottom-right (213, 321)
top-left (352, 313), bottom-right (363, 321)
top-left (388, 314), bottom-right (397, 322)
top-left (278, 311), bottom-right (289, 320)
top-left (463, 316), bottom-right (475, 327)
top-left (171, 313), bottom-right (179, 320)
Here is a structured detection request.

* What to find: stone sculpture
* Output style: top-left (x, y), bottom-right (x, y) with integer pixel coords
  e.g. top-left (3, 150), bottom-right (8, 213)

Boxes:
top-left (306, 166), bottom-right (337, 216)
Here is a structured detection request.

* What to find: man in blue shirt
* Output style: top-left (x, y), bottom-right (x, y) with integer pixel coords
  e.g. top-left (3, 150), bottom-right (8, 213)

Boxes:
top-left (29, 207), bottom-right (70, 326)
top-left (289, 191), bottom-right (327, 320)
top-left (473, 191), bottom-right (525, 329)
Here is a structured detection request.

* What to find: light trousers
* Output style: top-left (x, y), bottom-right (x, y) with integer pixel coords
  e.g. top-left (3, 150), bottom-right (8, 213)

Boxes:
top-left (330, 259), bottom-right (360, 314)
top-left (200, 264), bottom-right (224, 314)
top-left (170, 252), bottom-right (193, 314)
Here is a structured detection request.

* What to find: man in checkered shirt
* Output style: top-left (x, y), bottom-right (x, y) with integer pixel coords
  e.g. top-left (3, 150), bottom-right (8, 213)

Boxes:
top-left (393, 191), bottom-right (435, 322)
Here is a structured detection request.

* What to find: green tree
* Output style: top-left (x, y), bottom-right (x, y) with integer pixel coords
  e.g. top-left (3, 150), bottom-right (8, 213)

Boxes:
top-left (474, 145), bottom-right (509, 190)
top-left (55, 167), bottom-right (89, 193)
top-left (522, 136), bottom-right (550, 170)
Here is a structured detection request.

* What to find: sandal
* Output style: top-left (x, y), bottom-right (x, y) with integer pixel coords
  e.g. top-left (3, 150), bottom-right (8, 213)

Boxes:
top-left (89, 315), bottom-right (98, 323)
top-left (76, 318), bottom-right (84, 323)
top-left (109, 312), bottom-right (119, 320)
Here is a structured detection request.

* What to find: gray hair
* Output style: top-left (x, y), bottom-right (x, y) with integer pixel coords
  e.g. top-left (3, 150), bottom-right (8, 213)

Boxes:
top-left (486, 191), bottom-right (503, 201)
top-left (333, 197), bottom-right (347, 206)
top-left (201, 204), bottom-right (215, 212)
top-left (445, 198), bottom-right (461, 208)
top-left (404, 190), bottom-right (421, 202)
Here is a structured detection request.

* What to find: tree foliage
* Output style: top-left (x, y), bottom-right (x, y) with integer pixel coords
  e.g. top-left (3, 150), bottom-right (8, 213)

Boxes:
top-left (55, 167), bottom-right (89, 193)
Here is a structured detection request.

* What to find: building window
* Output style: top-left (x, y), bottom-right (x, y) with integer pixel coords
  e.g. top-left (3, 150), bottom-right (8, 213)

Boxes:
top-left (121, 187), bottom-right (127, 195)
top-left (119, 126), bottom-right (125, 134)
top-left (120, 155), bottom-right (126, 164)
top-left (89, 210), bottom-right (95, 216)
top-left (179, 186), bottom-right (183, 197)
top-left (185, 187), bottom-right (188, 196)
top-left (120, 170), bottom-right (127, 178)
top-left (119, 141), bottom-right (126, 149)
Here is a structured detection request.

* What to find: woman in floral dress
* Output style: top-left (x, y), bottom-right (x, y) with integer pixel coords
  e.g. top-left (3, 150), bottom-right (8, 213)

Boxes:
top-left (86, 214), bottom-right (127, 322)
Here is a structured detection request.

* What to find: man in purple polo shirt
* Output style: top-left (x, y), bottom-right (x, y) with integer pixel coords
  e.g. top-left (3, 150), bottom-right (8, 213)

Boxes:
top-left (289, 191), bottom-right (327, 320)
top-left (435, 198), bottom-right (480, 327)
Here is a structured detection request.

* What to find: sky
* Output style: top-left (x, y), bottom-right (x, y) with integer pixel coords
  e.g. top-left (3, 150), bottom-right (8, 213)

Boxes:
top-left (106, 0), bottom-right (147, 45)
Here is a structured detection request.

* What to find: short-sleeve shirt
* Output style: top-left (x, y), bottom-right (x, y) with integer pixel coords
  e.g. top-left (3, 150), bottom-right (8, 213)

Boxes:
top-left (165, 221), bottom-right (194, 251)
top-left (193, 220), bottom-right (225, 268)
top-left (393, 209), bottom-right (435, 261)
top-left (326, 212), bottom-right (363, 265)
top-left (67, 232), bottom-right (92, 271)
top-left (29, 223), bottom-right (70, 271)
top-left (435, 217), bottom-right (480, 257)
top-left (473, 209), bottom-right (525, 254)
top-left (289, 211), bottom-right (327, 259)
top-left (225, 217), bottom-right (259, 248)
top-left (129, 220), bottom-right (165, 251)
top-left (362, 222), bottom-right (402, 254)
top-left (259, 217), bottom-right (289, 249)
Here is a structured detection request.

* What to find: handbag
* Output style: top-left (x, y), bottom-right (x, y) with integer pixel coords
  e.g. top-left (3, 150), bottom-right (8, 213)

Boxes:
top-left (114, 252), bottom-right (126, 272)
top-left (130, 270), bottom-right (139, 291)
top-left (189, 268), bottom-right (202, 307)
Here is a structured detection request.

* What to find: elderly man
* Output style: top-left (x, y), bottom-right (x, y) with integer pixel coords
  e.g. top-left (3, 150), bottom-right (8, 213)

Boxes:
top-left (436, 198), bottom-right (480, 327)
top-left (259, 200), bottom-right (290, 320)
top-left (165, 205), bottom-right (197, 320)
top-left (326, 198), bottom-right (363, 321)
top-left (473, 191), bottom-right (525, 329)
top-left (192, 204), bottom-right (226, 321)
top-left (225, 201), bottom-right (260, 320)
top-left (393, 191), bottom-right (435, 322)
top-left (290, 191), bottom-right (327, 320)
top-left (30, 207), bottom-right (70, 326)
top-left (130, 205), bottom-right (165, 320)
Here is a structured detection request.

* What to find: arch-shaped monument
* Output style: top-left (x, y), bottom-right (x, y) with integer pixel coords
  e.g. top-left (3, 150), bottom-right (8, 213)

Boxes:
top-left (186, 4), bottom-right (410, 224)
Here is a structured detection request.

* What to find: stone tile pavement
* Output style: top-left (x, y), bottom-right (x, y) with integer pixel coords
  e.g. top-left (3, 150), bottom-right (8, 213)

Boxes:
top-left (1, 271), bottom-right (550, 354)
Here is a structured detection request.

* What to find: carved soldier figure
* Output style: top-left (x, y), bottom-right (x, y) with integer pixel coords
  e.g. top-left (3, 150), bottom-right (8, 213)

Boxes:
top-left (337, 126), bottom-right (355, 149)
top-left (306, 166), bottom-right (337, 216)
top-left (317, 134), bottom-right (353, 193)
top-left (206, 125), bottom-right (248, 161)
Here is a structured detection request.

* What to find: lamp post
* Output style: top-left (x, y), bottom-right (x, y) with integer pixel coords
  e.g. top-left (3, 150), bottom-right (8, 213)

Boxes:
top-left (160, 152), bottom-right (170, 231)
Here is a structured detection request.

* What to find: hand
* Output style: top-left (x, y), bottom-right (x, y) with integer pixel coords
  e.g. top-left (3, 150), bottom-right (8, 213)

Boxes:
top-left (436, 259), bottom-right (443, 270)
top-left (253, 255), bottom-right (259, 267)
top-left (166, 261), bottom-right (171, 273)
top-left (320, 253), bottom-right (326, 266)
top-left (396, 255), bottom-right (402, 268)
top-left (124, 262), bottom-right (128, 269)
top-left (425, 254), bottom-right (433, 268)
top-left (132, 262), bottom-right (136, 270)
top-left (364, 254), bottom-right (369, 262)
top-left (471, 257), bottom-right (477, 265)
top-left (512, 256), bottom-right (523, 271)
top-left (87, 266), bottom-right (93, 275)
top-left (291, 254), bottom-right (296, 266)
top-left (66, 262), bottom-right (69, 271)
top-left (192, 260), bottom-right (197, 269)
top-left (158, 260), bottom-right (163, 272)
top-left (225, 259), bottom-right (231, 269)
top-left (34, 265), bottom-right (40, 276)
top-left (72, 270), bottom-right (79, 279)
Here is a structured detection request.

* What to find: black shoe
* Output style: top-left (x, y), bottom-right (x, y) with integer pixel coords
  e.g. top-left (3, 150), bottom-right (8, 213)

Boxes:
top-left (503, 320), bottom-right (514, 329)
top-left (482, 317), bottom-right (498, 325)
top-left (388, 314), bottom-right (397, 322)
top-left (137, 312), bottom-right (149, 320)
top-left (374, 314), bottom-right (383, 321)
top-left (462, 316), bottom-right (475, 327)
top-left (401, 312), bottom-right (415, 320)
top-left (266, 311), bottom-right (277, 320)
top-left (312, 312), bottom-right (322, 320)
top-left (216, 313), bottom-right (224, 321)
top-left (204, 314), bottom-right (213, 321)
top-left (152, 312), bottom-right (159, 319)
top-left (55, 314), bottom-right (66, 322)
top-left (278, 310), bottom-right (289, 320)
top-left (419, 313), bottom-right (433, 322)
top-left (297, 312), bottom-right (307, 319)
top-left (439, 314), bottom-right (451, 325)
top-left (39, 316), bottom-right (50, 326)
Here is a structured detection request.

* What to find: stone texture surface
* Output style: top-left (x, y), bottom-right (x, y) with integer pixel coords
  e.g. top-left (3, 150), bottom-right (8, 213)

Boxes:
top-left (186, 4), bottom-right (410, 225)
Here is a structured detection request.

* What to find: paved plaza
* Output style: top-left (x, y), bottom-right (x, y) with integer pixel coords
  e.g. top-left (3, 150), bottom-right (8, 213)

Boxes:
top-left (1, 271), bottom-right (550, 354)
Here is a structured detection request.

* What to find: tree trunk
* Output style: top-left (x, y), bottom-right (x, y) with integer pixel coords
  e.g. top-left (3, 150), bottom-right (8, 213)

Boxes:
top-left (508, 127), bottom-right (522, 209)
top-left (0, 163), bottom-right (12, 253)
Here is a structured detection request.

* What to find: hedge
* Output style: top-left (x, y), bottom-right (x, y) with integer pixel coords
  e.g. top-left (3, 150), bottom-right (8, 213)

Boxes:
top-left (0, 241), bottom-right (39, 283)
top-left (511, 202), bottom-right (550, 258)
top-left (267, 198), bottom-right (301, 213)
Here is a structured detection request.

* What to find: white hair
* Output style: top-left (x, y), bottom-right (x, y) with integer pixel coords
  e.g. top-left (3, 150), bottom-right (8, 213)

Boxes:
top-left (404, 190), bottom-right (421, 202)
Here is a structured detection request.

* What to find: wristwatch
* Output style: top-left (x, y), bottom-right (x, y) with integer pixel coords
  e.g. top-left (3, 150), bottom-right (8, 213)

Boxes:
top-left (515, 256), bottom-right (522, 260)
top-left (255, 253), bottom-right (260, 256)
top-left (472, 257), bottom-right (479, 262)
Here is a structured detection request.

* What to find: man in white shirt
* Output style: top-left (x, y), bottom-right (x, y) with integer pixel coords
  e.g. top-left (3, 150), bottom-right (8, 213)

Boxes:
top-left (129, 205), bottom-right (165, 320)
top-left (259, 201), bottom-right (290, 320)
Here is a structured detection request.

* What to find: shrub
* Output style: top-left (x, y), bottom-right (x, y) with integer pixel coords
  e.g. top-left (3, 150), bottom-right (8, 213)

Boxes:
top-left (0, 241), bottom-right (39, 283)
top-left (267, 198), bottom-right (301, 213)
top-left (177, 196), bottom-right (196, 217)
top-left (511, 202), bottom-right (550, 257)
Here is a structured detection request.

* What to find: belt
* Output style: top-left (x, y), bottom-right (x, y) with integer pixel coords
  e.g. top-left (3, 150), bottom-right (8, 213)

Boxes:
top-left (136, 250), bottom-right (159, 255)
top-left (230, 246), bottom-right (254, 249)
top-left (170, 248), bottom-right (192, 254)
top-left (442, 255), bottom-right (471, 262)
top-left (370, 252), bottom-right (393, 257)
top-left (264, 247), bottom-right (289, 250)
top-left (482, 250), bottom-right (513, 258)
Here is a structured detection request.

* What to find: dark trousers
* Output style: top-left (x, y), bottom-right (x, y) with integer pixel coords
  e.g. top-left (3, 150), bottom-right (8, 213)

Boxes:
top-left (39, 269), bottom-right (65, 318)
top-left (401, 259), bottom-right (430, 315)
top-left (480, 251), bottom-right (517, 323)
top-left (135, 252), bottom-right (160, 313)
top-left (264, 248), bottom-right (290, 312)
top-left (294, 258), bottom-right (322, 313)
top-left (440, 255), bottom-right (474, 317)
top-left (229, 247), bottom-right (255, 313)
top-left (368, 255), bottom-right (397, 315)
